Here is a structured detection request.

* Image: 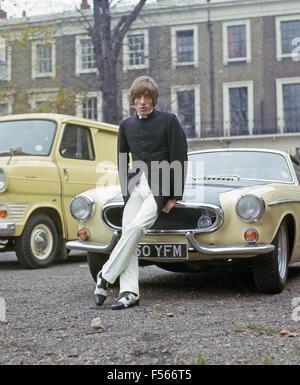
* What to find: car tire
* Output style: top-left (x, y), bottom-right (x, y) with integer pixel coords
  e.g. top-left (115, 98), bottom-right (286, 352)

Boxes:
top-left (15, 214), bottom-right (59, 269)
top-left (253, 220), bottom-right (289, 294)
top-left (87, 252), bottom-right (109, 282)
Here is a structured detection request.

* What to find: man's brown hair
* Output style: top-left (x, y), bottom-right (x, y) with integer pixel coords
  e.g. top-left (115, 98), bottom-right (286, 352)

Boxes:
top-left (130, 76), bottom-right (159, 106)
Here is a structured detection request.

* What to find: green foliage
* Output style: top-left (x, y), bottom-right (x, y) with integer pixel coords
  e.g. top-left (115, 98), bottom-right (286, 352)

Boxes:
top-left (186, 352), bottom-right (210, 365)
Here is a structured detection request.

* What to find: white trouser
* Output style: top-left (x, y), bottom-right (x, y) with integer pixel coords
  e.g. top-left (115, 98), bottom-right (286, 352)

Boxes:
top-left (101, 173), bottom-right (158, 296)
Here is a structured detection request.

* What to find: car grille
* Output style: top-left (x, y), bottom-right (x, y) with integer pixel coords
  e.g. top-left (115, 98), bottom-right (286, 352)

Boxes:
top-left (0, 203), bottom-right (29, 223)
top-left (101, 202), bottom-right (223, 234)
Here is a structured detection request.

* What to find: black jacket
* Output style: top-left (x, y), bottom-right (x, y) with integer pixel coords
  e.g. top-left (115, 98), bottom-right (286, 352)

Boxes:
top-left (117, 109), bottom-right (188, 212)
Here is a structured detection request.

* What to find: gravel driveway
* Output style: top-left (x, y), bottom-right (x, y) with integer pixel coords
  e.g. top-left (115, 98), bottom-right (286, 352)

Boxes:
top-left (0, 251), bottom-right (299, 366)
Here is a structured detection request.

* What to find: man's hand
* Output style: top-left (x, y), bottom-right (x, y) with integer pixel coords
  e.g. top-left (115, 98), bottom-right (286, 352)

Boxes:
top-left (161, 199), bottom-right (176, 214)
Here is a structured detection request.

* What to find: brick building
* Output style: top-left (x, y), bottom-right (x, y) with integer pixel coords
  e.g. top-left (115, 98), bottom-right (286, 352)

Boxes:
top-left (0, 0), bottom-right (300, 155)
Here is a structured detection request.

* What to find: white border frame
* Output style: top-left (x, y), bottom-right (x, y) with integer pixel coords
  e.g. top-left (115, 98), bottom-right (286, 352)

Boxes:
top-left (275, 15), bottom-right (300, 62)
top-left (171, 84), bottom-right (201, 137)
top-left (223, 80), bottom-right (254, 136)
top-left (276, 77), bottom-right (300, 133)
top-left (171, 25), bottom-right (199, 68)
top-left (222, 19), bottom-right (251, 65)
top-left (76, 91), bottom-right (102, 122)
top-left (123, 29), bottom-right (149, 72)
top-left (75, 35), bottom-right (97, 76)
top-left (31, 40), bottom-right (56, 79)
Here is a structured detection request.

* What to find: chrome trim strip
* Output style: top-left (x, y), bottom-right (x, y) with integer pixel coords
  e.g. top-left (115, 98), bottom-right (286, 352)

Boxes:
top-left (268, 199), bottom-right (300, 206)
top-left (101, 201), bottom-right (224, 234)
top-left (101, 201), bottom-right (123, 231)
top-left (66, 231), bottom-right (119, 254)
top-left (186, 231), bottom-right (275, 255)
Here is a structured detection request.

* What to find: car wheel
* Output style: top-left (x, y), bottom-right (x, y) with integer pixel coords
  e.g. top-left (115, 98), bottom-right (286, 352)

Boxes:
top-left (15, 214), bottom-right (59, 269)
top-left (87, 252), bottom-right (109, 282)
top-left (253, 221), bottom-right (289, 294)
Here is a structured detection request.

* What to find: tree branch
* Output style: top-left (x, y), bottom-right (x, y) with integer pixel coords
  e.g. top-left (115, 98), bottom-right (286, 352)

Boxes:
top-left (112, 0), bottom-right (147, 57)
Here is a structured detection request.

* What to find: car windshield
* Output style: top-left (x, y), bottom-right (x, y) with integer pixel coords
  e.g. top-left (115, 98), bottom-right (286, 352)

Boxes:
top-left (0, 119), bottom-right (57, 156)
top-left (188, 151), bottom-right (293, 183)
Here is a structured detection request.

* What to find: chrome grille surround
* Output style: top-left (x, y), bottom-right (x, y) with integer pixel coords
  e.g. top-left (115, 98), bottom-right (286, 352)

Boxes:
top-left (101, 201), bottom-right (224, 234)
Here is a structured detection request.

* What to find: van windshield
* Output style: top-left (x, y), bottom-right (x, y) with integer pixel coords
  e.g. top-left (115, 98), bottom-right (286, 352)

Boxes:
top-left (0, 119), bottom-right (57, 156)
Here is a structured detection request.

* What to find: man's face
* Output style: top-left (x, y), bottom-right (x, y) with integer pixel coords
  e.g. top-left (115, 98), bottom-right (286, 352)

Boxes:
top-left (133, 92), bottom-right (153, 117)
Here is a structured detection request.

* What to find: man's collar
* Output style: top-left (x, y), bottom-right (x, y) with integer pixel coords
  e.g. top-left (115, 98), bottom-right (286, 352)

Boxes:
top-left (137, 109), bottom-right (154, 119)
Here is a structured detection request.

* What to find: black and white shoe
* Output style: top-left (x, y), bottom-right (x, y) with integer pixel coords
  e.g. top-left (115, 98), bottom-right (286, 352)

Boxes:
top-left (111, 292), bottom-right (140, 310)
top-left (94, 271), bottom-right (108, 306)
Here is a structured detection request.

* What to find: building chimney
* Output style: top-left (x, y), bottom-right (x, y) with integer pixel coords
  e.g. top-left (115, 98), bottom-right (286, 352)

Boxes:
top-left (80, 0), bottom-right (90, 10)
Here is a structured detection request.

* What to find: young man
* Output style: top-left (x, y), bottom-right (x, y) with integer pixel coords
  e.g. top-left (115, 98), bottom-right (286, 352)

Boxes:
top-left (94, 76), bottom-right (188, 310)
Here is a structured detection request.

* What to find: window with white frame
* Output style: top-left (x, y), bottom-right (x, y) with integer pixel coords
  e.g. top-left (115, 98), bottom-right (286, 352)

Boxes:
top-left (276, 15), bottom-right (300, 61)
top-left (32, 40), bottom-right (56, 79)
top-left (223, 20), bottom-right (251, 64)
top-left (123, 29), bottom-right (149, 72)
top-left (0, 38), bottom-right (11, 81)
top-left (223, 81), bottom-right (254, 136)
top-left (0, 101), bottom-right (12, 116)
top-left (28, 89), bottom-right (58, 112)
top-left (171, 25), bottom-right (198, 68)
top-left (76, 92), bottom-right (102, 121)
top-left (75, 36), bottom-right (97, 75)
top-left (171, 85), bottom-right (200, 138)
top-left (276, 77), bottom-right (300, 133)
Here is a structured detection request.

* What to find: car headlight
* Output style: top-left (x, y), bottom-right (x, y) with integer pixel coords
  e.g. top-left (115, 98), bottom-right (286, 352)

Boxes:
top-left (0, 169), bottom-right (7, 193)
top-left (236, 194), bottom-right (265, 222)
top-left (70, 195), bottom-right (95, 222)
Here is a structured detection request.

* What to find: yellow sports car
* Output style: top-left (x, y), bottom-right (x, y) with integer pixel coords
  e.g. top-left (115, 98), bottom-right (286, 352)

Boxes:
top-left (66, 148), bottom-right (300, 294)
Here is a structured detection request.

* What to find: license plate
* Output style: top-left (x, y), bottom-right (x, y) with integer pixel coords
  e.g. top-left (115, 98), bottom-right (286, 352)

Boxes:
top-left (137, 243), bottom-right (188, 259)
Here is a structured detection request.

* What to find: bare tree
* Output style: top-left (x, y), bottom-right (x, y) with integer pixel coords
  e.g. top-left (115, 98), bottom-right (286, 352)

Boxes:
top-left (90, 0), bottom-right (147, 124)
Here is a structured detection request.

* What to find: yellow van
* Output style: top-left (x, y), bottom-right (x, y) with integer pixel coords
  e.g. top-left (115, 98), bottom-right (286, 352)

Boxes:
top-left (0, 113), bottom-right (118, 268)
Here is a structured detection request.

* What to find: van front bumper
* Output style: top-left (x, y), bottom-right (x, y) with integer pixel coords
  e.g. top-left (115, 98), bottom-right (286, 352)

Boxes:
top-left (0, 223), bottom-right (16, 235)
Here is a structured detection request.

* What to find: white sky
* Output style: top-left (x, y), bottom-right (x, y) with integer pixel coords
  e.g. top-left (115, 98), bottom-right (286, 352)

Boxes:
top-left (1, 0), bottom-right (233, 18)
top-left (0, 0), bottom-right (159, 18)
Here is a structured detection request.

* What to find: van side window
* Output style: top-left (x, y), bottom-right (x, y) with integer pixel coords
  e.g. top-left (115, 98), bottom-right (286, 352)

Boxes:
top-left (59, 124), bottom-right (95, 160)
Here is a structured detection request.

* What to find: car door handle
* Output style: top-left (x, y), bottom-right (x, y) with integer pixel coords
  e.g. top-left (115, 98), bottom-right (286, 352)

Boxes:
top-left (63, 167), bottom-right (69, 181)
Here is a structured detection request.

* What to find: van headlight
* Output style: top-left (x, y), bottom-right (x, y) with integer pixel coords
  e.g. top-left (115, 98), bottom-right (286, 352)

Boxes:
top-left (236, 194), bottom-right (265, 222)
top-left (0, 169), bottom-right (7, 193)
top-left (70, 195), bottom-right (95, 222)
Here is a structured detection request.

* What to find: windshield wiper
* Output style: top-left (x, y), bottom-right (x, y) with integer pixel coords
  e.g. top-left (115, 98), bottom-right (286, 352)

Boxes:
top-left (0, 147), bottom-right (31, 164)
top-left (192, 175), bottom-right (241, 181)
top-left (0, 147), bottom-right (31, 156)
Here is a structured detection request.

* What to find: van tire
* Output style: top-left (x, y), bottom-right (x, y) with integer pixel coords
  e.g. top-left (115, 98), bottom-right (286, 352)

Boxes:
top-left (15, 214), bottom-right (59, 269)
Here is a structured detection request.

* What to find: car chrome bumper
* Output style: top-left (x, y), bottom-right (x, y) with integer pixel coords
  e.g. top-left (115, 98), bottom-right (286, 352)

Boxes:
top-left (66, 231), bottom-right (119, 253)
top-left (66, 230), bottom-right (275, 256)
top-left (0, 223), bottom-right (16, 235)
top-left (186, 232), bottom-right (275, 255)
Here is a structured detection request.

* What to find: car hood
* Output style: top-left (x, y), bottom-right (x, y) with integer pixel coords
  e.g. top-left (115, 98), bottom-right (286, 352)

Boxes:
top-left (104, 179), bottom-right (271, 206)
